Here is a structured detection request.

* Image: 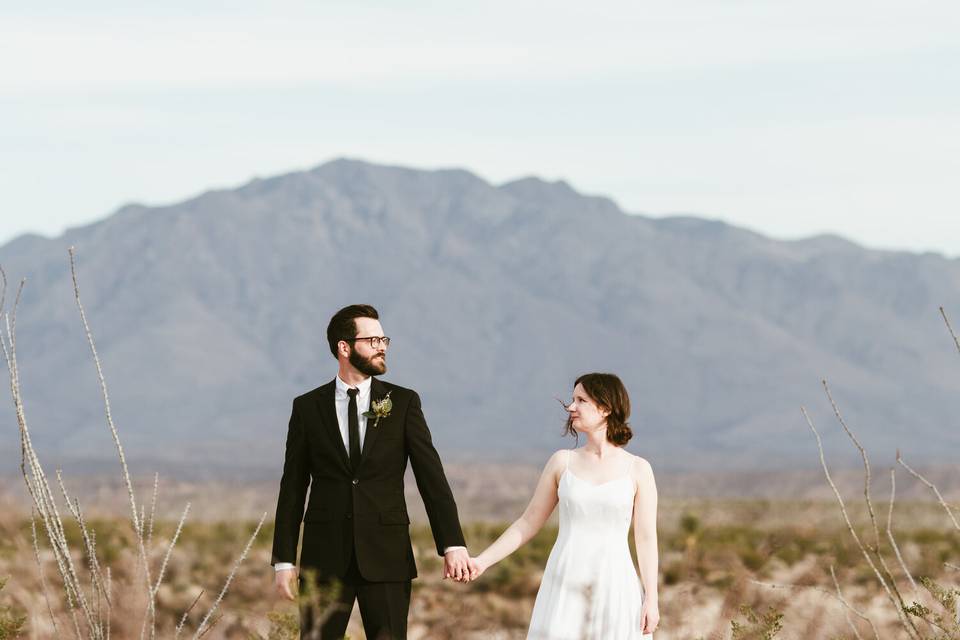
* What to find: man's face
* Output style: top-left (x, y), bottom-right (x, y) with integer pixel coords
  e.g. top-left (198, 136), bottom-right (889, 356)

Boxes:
top-left (346, 317), bottom-right (387, 376)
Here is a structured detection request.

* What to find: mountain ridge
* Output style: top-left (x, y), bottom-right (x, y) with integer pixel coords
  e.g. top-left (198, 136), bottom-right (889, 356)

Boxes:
top-left (1, 158), bottom-right (958, 476)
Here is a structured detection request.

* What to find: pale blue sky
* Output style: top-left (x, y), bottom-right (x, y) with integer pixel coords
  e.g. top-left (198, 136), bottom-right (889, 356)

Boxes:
top-left (2, 1), bottom-right (958, 255)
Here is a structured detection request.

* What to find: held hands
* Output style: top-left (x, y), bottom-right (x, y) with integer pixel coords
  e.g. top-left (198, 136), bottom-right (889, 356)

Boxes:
top-left (442, 548), bottom-right (484, 582)
top-left (274, 567), bottom-right (298, 601)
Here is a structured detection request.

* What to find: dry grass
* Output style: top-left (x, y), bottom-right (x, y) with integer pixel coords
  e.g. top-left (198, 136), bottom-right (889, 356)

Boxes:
top-left (1, 494), bottom-right (957, 639)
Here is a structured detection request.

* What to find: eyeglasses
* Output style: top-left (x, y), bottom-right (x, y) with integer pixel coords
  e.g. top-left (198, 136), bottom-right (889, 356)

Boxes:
top-left (343, 336), bottom-right (391, 349)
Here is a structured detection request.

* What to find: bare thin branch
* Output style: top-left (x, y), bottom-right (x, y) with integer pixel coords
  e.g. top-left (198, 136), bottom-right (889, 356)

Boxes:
top-left (822, 381), bottom-right (880, 551)
top-left (68, 247), bottom-right (142, 535)
top-left (750, 577), bottom-right (840, 600)
top-left (3, 300), bottom-right (98, 638)
top-left (802, 406), bottom-right (921, 640)
top-left (31, 511), bottom-right (59, 635)
top-left (821, 382), bottom-right (916, 628)
top-left (830, 565), bottom-right (880, 640)
top-left (68, 247), bottom-right (157, 636)
top-left (197, 614), bottom-right (223, 639)
top-left (147, 472), bottom-right (159, 553)
top-left (56, 470), bottom-right (110, 610)
top-left (885, 467), bottom-right (917, 591)
top-left (106, 568), bottom-right (112, 640)
top-left (896, 450), bottom-right (960, 531)
top-left (175, 590), bottom-right (205, 638)
top-left (142, 502), bottom-right (191, 640)
top-left (153, 503), bottom-right (191, 597)
top-left (940, 306), bottom-right (960, 355)
top-left (10, 278), bottom-right (24, 355)
top-left (90, 528), bottom-right (102, 638)
top-left (143, 473), bottom-right (161, 640)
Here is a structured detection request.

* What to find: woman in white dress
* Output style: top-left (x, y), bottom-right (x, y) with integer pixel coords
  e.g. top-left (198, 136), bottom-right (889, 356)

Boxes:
top-left (471, 373), bottom-right (659, 639)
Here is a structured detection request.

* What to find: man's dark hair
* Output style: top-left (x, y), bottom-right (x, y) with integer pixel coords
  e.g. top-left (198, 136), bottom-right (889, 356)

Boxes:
top-left (326, 304), bottom-right (380, 358)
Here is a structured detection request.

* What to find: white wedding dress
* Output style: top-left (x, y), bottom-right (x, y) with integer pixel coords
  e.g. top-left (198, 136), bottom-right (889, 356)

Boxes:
top-left (527, 451), bottom-right (653, 639)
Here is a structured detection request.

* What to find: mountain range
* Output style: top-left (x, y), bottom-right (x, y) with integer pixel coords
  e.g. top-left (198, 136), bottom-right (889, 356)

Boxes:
top-left (1, 158), bottom-right (958, 476)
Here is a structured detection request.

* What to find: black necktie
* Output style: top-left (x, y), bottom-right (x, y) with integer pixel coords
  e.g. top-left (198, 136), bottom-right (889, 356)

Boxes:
top-left (347, 388), bottom-right (361, 471)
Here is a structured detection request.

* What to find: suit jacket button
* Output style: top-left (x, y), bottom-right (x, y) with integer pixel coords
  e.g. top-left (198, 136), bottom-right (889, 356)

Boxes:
top-left (352, 479), bottom-right (359, 485)
top-left (346, 513), bottom-right (352, 519)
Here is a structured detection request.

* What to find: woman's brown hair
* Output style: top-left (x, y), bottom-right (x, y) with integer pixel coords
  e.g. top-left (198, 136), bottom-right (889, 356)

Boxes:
top-left (563, 372), bottom-right (633, 446)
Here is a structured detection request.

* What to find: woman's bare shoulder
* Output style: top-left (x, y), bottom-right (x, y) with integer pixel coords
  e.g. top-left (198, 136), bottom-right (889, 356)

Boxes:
top-left (545, 449), bottom-right (571, 469)
top-left (538, 449), bottom-right (570, 486)
top-left (624, 452), bottom-right (655, 478)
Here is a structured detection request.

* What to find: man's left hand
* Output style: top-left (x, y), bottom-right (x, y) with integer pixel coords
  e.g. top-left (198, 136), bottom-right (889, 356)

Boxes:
top-left (443, 548), bottom-right (471, 582)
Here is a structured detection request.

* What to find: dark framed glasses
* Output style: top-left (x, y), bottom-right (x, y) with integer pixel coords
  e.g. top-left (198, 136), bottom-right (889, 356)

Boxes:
top-left (343, 336), bottom-right (391, 349)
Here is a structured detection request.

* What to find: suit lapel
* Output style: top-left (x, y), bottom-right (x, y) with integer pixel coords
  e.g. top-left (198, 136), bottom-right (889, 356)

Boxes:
top-left (316, 380), bottom-right (351, 473)
top-left (360, 377), bottom-right (388, 463)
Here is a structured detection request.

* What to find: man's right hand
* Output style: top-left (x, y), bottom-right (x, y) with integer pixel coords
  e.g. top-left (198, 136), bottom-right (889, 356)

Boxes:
top-left (275, 567), bottom-right (298, 601)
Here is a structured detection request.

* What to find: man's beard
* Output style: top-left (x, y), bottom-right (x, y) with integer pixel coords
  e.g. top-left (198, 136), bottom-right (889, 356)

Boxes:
top-left (349, 347), bottom-right (387, 376)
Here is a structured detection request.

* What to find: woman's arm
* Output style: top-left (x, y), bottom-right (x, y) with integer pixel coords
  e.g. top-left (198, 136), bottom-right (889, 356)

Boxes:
top-left (632, 456), bottom-right (660, 632)
top-left (472, 451), bottom-right (565, 575)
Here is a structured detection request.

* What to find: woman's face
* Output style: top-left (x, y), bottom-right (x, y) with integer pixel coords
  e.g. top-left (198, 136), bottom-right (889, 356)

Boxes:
top-left (567, 383), bottom-right (609, 433)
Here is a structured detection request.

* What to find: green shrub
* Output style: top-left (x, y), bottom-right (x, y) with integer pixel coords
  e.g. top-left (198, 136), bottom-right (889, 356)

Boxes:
top-left (730, 604), bottom-right (783, 640)
top-left (0, 578), bottom-right (26, 640)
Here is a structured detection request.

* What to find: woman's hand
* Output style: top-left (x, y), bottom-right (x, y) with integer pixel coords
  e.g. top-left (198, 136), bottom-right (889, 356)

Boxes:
top-left (468, 556), bottom-right (488, 581)
top-left (640, 597), bottom-right (659, 635)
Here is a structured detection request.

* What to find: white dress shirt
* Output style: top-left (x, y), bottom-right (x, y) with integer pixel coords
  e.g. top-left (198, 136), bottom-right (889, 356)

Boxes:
top-left (334, 374), bottom-right (372, 452)
top-left (276, 375), bottom-right (464, 572)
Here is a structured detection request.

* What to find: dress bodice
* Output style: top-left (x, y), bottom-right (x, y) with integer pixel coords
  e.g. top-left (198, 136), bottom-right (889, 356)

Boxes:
top-left (558, 469), bottom-right (635, 540)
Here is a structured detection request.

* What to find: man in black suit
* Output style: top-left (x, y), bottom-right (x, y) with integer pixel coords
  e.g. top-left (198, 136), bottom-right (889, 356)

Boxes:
top-left (272, 304), bottom-right (471, 639)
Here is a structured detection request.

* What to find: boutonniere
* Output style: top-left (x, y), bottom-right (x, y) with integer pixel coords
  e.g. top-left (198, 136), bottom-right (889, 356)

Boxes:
top-left (363, 391), bottom-right (393, 427)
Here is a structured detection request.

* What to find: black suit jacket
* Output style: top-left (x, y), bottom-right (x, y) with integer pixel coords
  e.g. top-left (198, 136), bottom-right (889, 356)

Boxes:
top-left (271, 378), bottom-right (465, 582)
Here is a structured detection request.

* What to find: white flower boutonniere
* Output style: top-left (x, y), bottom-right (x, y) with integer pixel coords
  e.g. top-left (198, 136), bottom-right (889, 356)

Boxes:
top-left (363, 391), bottom-right (393, 427)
